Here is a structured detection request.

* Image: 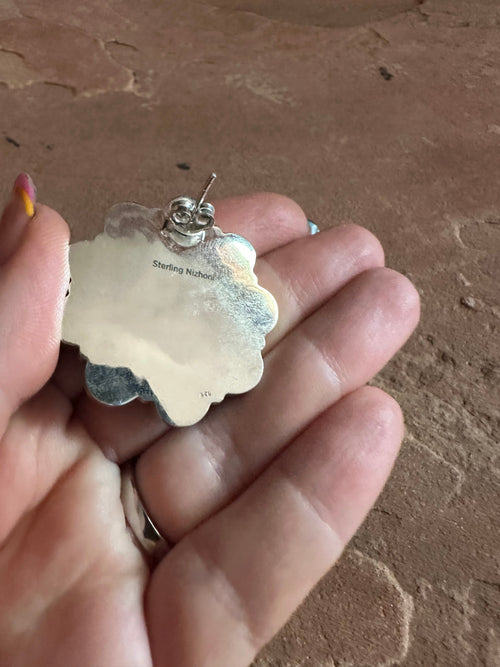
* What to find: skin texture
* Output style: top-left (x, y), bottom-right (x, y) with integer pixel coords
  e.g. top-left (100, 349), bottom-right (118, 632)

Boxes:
top-left (0, 185), bottom-right (419, 667)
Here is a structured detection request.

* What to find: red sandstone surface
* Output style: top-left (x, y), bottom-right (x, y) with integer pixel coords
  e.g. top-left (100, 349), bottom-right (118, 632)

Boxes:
top-left (0, 1), bottom-right (499, 665)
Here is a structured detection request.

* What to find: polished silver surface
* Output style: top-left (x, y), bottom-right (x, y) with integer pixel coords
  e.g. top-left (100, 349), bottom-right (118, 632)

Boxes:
top-left (62, 189), bottom-right (278, 426)
top-left (120, 463), bottom-right (168, 560)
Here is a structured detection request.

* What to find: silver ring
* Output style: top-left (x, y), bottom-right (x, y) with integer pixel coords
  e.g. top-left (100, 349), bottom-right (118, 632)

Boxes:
top-left (120, 463), bottom-right (170, 562)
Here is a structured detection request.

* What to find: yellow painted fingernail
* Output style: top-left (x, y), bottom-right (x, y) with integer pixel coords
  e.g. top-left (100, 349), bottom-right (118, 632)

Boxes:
top-left (13, 173), bottom-right (36, 217)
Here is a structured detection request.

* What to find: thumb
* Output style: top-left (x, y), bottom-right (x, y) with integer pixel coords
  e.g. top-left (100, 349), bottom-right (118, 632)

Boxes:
top-left (0, 178), bottom-right (69, 433)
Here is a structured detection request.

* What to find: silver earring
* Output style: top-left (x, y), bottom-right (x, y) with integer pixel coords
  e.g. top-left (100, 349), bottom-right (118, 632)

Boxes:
top-left (62, 174), bottom-right (278, 427)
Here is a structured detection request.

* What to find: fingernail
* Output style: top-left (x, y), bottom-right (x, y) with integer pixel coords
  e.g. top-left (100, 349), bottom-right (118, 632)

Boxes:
top-left (13, 173), bottom-right (36, 217)
top-left (307, 219), bottom-right (320, 235)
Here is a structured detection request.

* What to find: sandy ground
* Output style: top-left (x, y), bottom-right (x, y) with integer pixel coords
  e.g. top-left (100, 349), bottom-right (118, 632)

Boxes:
top-left (0, 1), bottom-right (499, 665)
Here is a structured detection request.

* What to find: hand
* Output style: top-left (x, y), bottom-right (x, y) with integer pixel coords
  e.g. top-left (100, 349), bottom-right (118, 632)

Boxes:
top-left (0, 178), bottom-right (419, 667)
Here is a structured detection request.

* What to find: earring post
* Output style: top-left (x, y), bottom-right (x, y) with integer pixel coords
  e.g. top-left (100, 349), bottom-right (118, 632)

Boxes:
top-left (195, 172), bottom-right (217, 210)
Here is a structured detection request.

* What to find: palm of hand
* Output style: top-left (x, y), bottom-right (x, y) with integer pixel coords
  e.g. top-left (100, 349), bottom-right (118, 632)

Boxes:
top-left (0, 194), bottom-right (419, 667)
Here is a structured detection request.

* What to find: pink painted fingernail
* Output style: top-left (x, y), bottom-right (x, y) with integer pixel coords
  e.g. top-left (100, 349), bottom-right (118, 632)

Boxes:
top-left (13, 173), bottom-right (36, 217)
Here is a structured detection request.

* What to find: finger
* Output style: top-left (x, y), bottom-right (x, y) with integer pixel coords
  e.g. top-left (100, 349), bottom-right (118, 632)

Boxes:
top-left (0, 173), bottom-right (37, 265)
top-left (51, 343), bottom-right (86, 401)
top-left (67, 193), bottom-right (311, 459)
top-left (147, 386), bottom-right (404, 667)
top-left (51, 346), bottom-right (168, 462)
top-left (0, 204), bottom-right (69, 433)
top-left (213, 192), bottom-right (309, 254)
top-left (137, 267), bottom-right (419, 540)
top-left (75, 396), bottom-right (168, 463)
top-left (258, 223), bottom-right (384, 350)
